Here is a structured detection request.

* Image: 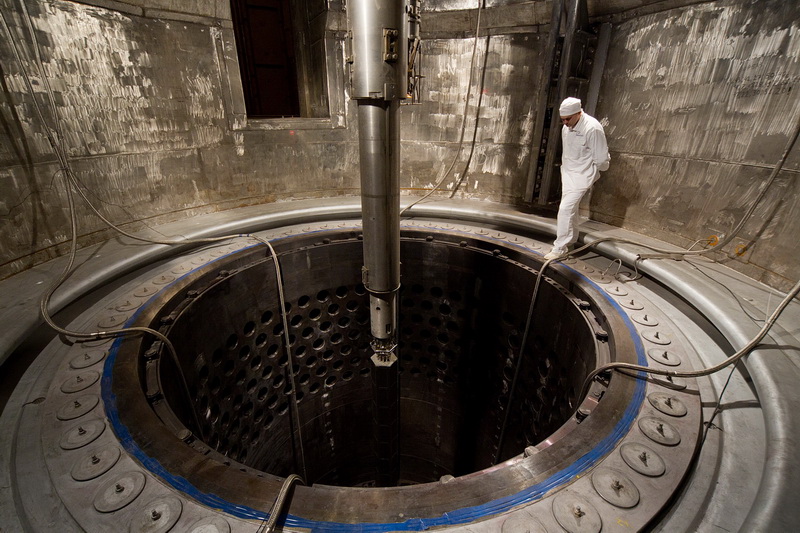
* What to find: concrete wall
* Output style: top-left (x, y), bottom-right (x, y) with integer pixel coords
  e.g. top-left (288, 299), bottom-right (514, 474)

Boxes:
top-left (402, 33), bottom-right (544, 202)
top-left (1, 0), bottom-right (799, 291)
top-left (0, 0), bottom-right (356, 280)
top-left (594, 0), bottom-right (800, 290)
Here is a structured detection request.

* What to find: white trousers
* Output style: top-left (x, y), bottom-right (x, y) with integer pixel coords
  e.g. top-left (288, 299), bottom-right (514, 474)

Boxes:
top-left (552, 187), bottom-right (589, 253)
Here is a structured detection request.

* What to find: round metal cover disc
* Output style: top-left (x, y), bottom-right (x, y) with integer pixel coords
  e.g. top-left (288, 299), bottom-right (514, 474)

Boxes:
top-left (97, 314), bottom-right (129, 329)
top-left (60, 419), bottom-right (106, 450)
top-left (70, 350), bottom-right (106, 369)
top-left (638, 417), bottom-right (682, 446)
top-left (620, 442), bottom-right (666, 477)
top-left (134, 286), bottom-right (158, 298)
top-left (57, 394), bottom-right (100, 420)
top-left (71, 447), bottom-right (121, 481)
top-left (647, 349), bottom-right (681, 366)
top-left (94, 471), bottom-right (146, 513)
top-left (552, 493), bottom-right (602, 533)
top-left (648, 373), bottom-right (687, 390)
top-left (60, 371), bottom-right (100, 393)
top-left (632, 313), bottom-right (659, 327)
top-left (80, 338), bottom-right (110, 348)
top-left (607, 285), bottom-right (628, 296)
top-left (187, 517), bottom-right (231, 533)
top-left (116, 299), bottom-right (143, 312)
top-left (620, 299), bottom-right (644, 310)
top-left (129, 497), bottom-right (182, 533)
top-left (642, 330), bottom-right (671, 345)
top-left (501, 512), bottom-right (548, 532)
top-left (152, 275), bottom-right (175, 285)
top-left (591, 467), bottom-right (640, 508)
top-left (648, 392), bottom-right (688, 417)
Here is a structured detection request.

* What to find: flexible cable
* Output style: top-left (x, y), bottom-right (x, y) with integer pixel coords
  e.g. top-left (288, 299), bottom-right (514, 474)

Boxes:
top-left (636, 111), bottom-right (800, 261)
top-left (578, 277), bottom-right (800, 401)
top-left (700, 363), bottom-right (738, 448)
top-left (494, 232), bottom-right (799, 463)
top-left (256, 474), bottom-right (305, 533)
top-left (251, 236), bottom-right (309, 483)
top-left (448, 33), bottom-right (491, 199)
top-left (400, 0), bottom-right (486, 216)
top-left (494, 254), bottom-right (559, 463)
top-left (684, 257), bottom-right (768, 324)
top-left (36, 170), bottom-right (207, 437)
top-left (4, 5), bottom-right (279, 444)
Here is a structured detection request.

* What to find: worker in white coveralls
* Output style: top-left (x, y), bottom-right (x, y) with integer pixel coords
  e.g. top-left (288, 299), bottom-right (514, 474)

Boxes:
top-left (544, 97), bottom-right (610, 261)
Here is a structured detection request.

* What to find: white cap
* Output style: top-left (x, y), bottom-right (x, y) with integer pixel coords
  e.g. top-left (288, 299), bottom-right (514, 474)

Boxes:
top-left (559, 97), bottom-right (582, 117)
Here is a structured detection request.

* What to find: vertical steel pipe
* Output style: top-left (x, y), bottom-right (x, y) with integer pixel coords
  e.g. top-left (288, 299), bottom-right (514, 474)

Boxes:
top-left (348, 0), bottom-right (406, 344)
top-left (358, 100), bottom-right (401, 343)
top-left (348, 0), bottom-right (408, 486)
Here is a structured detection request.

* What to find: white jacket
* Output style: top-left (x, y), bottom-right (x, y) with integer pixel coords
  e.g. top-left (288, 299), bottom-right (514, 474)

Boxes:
top-left (561, 112), bottom-right (610, 191)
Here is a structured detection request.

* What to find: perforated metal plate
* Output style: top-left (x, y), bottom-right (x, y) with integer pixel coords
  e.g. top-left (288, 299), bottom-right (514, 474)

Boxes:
top-left (160, 233), bottom-right (604, 482)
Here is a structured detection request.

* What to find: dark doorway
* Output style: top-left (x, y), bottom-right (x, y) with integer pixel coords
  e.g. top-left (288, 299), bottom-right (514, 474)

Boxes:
top-left (231, 0), bottom-right (301, 118)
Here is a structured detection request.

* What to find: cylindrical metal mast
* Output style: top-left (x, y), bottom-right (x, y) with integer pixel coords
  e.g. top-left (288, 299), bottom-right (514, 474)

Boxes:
top-left (348, 0), bottom-right (410, 486)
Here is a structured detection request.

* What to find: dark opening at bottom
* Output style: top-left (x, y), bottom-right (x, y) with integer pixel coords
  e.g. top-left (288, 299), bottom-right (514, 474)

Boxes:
top-left (158, 229), bottom-right (598, 486)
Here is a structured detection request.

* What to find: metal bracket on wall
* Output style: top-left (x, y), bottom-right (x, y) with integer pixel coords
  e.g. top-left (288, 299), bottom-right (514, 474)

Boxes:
top-left (383, 28), bottom-right (400, 62)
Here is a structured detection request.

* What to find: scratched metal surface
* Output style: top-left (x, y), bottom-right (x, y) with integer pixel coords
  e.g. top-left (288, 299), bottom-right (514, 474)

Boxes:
top-left (593, 0), bottom-right (800, 291)
top-left (0, 0), bottom-right (360, 281)
top-left (401, 33), bottom-right (544, 202)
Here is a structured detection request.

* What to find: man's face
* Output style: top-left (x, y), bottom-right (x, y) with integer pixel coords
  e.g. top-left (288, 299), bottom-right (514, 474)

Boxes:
top-left (560, 112), bottom-right (581, 129)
